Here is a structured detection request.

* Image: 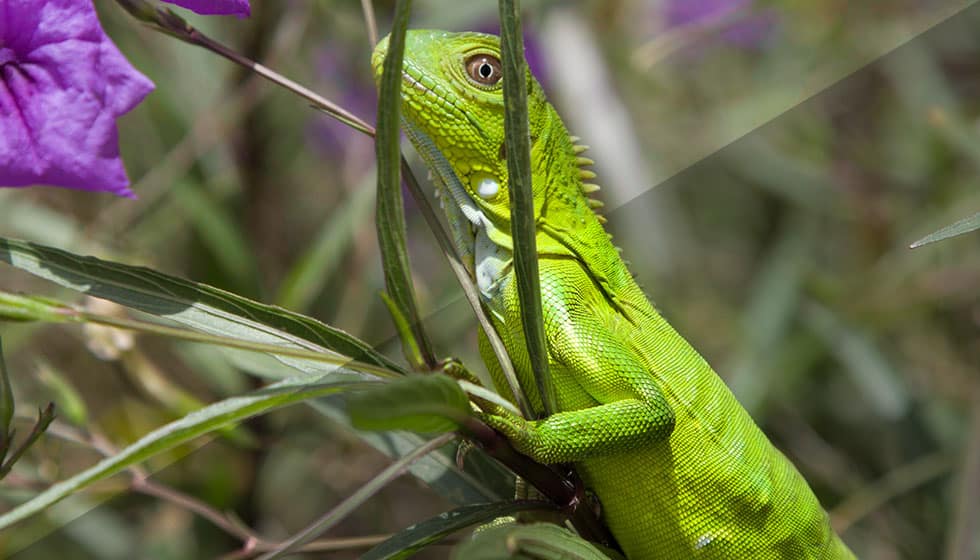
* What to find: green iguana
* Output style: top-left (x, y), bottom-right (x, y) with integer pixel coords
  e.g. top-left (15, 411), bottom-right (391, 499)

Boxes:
top-left (371, 30), bottom-right (857, 559)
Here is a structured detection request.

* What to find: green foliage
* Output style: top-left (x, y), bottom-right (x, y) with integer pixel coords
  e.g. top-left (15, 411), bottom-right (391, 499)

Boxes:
top-left (910, 211), bottom-right (980, 248)
top-left (362, 501), bottom-right (560, 560)
top-left (348, 373), bottom-right (472, 434)
top-left (0, 375), bottom-right (371, 531)
top-left (0, 237), bottom-right (402, 374)
top-left (375, 0), bottom-right (437, 369)
top-left (0, 1), bottom-right (977, 558)
top-left (453, 521), bottom-right (618, 560)
top-left (498, 0), bottom-right (555, 416)
top-left (0, 339), bottom-right (14, 464)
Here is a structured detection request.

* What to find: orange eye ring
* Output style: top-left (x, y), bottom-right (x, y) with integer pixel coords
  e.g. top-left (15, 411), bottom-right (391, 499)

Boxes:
top-left (465, 54), bottom-right (502, 86)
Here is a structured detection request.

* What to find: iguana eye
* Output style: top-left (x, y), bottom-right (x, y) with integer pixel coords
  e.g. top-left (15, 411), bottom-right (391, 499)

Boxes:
top-left (465, 55), bottom-right (502, 86)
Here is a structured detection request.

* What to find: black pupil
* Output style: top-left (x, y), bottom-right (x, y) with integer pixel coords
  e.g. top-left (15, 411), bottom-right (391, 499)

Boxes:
top-left (480, 63), bottom-right (493, 78)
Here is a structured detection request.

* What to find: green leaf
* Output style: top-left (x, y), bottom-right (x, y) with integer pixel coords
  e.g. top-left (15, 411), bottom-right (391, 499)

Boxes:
top-left (380, 291), bottom-right (426, 371)
top-left (0, 374), bottom-right (372, 531)
top-left (0, 291), bottom-right (73, 323)
top-left (452, 521), bottom-right (616, 560)
top-left (498, 0), bottom-right (554, 416)
top-left (362, 501), bottom-right (558, 560)
top-left (0, 337), bottom-right (13, 461)
top-left (375, 0), bottom-right (437, 369)
top-left (0, 237), bottom-right (403, 375)
top-left (348, 374), bottom-right (472, 433)
top-left (910, 211), bottom-right (980, 248)
top-left (0, 239), bottom-right (514, 506)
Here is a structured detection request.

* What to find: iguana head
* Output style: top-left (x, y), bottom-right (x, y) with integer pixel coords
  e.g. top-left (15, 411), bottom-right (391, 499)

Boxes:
top-left (371, 30), bottom-right (603, 275)
top-left (372, 31), bottom-right (540, 259)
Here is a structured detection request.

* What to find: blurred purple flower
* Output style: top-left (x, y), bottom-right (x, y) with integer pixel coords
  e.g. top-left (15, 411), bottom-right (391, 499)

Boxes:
top-left (161, 0), bottom-right (250, 17)
top-left (0, 0), bottom-right (154, 197)
top-left (663, 0), bottom-right (774, 48)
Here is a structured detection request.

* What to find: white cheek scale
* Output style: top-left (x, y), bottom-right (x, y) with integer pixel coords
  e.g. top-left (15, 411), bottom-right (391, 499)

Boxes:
top-left (476, 177), bottom-right (499, 199)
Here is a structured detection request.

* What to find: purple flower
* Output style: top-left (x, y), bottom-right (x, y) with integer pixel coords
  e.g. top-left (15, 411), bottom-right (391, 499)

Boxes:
top-left (663, 0), bottom-right (774, 48)
top-left (0, 0), bottom-right (154, 197)
top-left (160, 0), bottom-right (250, 17)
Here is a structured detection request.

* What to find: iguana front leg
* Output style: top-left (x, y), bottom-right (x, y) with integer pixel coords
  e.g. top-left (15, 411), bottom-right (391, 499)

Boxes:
top-left (480, 258), bottom-right (675, 465)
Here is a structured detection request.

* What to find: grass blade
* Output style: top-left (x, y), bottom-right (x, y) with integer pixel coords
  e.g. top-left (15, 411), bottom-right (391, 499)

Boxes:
top-left (375, 0), bottom-right (437, 369)
top-left (910, 211), bottom-right (980, 248)
top-left (498, 0), bottom-right (555, 415)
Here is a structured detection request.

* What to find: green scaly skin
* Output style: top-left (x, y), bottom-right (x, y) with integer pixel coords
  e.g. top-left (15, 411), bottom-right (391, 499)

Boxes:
top-left (372, 30), bottom-right (857, 560)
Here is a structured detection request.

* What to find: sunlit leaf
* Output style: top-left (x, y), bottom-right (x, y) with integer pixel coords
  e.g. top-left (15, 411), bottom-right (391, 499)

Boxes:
top-left (348, 374), bottom-right (471, 434)
top-left (452, 521), bottom-right (617, 560)
top-left (0, 237), bottom-right (403, 375)
top-left (910, 211), bottom-right (980, 248)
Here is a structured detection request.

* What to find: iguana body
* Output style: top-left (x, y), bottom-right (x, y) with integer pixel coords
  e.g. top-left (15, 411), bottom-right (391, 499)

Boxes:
top-left (372, 30), bottom-right (856, 559)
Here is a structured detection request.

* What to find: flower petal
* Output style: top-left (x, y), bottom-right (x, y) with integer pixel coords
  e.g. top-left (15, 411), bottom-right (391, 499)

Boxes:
top-left (0, 0), bottom-right (154, 197)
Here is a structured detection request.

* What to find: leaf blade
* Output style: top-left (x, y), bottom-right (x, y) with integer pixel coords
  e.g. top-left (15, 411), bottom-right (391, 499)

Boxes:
top-left (0, 237), bottom-right (403, 375)
top-left (910, 211), bottom-right (980, 248)
top-left (362, 501), bottom-right (559, 560)
top-left (375, 0), bottom-right (437, 368)
top-left (0, 375), bottom-right (372, 530)
top-left (347, 374), bottom-right (472, 433)
top-left (498, 0), bottom-right (555, 416)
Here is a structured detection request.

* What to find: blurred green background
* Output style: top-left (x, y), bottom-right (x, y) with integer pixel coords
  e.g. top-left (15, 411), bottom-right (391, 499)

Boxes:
top-left (1, 0), bottom-right (978, 558)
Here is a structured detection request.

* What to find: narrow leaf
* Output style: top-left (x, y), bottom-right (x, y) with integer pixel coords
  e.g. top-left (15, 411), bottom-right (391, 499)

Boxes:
top-left (453, 521), bottom-right (616, 560)
top-left (362, 501), bottom-right (559, 560)
top-left (910, 211), bottom-right (980, 248)
top-left (375, 0), bottom-right (437, 368)
top-left (0, 240), bottom-right (513, 506)
top-left (498, 0), bottom-right (554, 415)
top-left (380, 291), bottom-right (426, 371)
top-left (0, 238), bottom-right (403, 375)
top-left (0, 338), bottom-right (13, 460)
top-left (348, 374), bottom-right (472, 433)
top-left (0, 375), bottom-right (372, 530)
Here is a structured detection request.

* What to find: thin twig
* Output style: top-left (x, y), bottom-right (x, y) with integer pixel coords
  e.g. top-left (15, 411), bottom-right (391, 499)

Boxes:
top-left (0, 404), bottom-right (55, 479)
top-left (10, 415), bottom-right (397, 556)
top-left (831, 452), bottom-right (954, 532)
top-left (256, 432), bottom-right (457, 560)
top-left (360, 0), bottom-right (379, 48)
